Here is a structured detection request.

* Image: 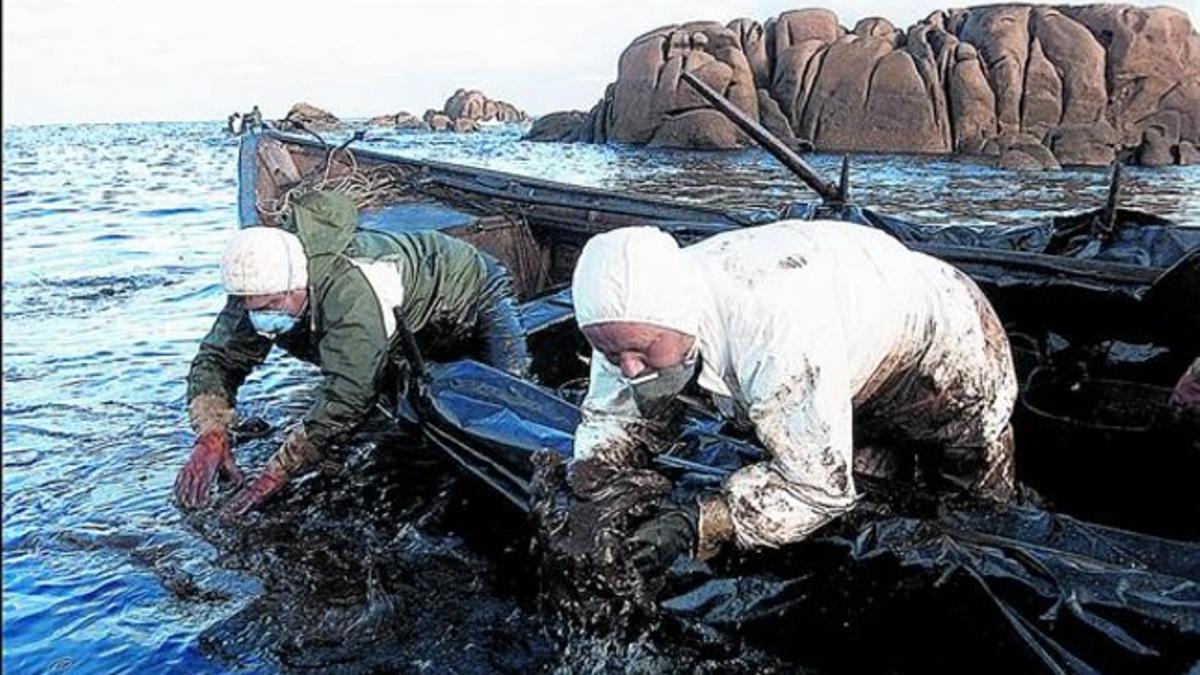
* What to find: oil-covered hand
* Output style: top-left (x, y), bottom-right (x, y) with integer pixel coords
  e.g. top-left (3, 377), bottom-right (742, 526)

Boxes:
top-left (174, 429), bottom-right (243, 509)
top-left (623, 498), bottom-right (699, 578)
top-left (220, 468), bottom-right (288, 518)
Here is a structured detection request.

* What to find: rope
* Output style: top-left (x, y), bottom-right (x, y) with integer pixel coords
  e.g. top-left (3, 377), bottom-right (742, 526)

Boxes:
top-left (256, 143), bottom-right (430, 225)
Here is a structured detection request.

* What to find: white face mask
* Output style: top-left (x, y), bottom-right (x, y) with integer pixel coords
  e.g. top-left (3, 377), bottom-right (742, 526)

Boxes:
top-left (626, 355), bottom-right (698, 417)
top-left (248, 309), bottom-right (300, 338)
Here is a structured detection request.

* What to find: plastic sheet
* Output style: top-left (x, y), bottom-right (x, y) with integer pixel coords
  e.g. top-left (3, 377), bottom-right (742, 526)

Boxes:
top-left (781, 202), bottom-right (1200, 269)
top-left (413, 360), bottom-right (1200, 672)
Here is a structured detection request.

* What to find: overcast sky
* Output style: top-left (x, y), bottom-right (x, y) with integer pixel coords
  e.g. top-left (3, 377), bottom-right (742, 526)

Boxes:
top-left (3, 0), bottom-right (1194, 125)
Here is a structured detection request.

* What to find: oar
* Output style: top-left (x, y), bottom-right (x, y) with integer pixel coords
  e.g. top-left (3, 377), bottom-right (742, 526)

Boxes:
top-left (680, 70), bottom-right (842, 203)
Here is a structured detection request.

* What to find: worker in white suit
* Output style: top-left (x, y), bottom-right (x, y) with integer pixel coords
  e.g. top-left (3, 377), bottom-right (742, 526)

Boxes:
top-left (566, 220), bottom-right (1018, 575)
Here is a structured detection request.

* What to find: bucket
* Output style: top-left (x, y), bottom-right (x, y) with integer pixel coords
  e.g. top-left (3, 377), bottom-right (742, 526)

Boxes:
top-left (1015, 367), bottom-right (1198, 538)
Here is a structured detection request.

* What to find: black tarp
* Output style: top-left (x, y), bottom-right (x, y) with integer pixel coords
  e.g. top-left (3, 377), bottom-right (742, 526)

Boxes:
top-left (781, 203), bottom-right (1200, 269)
top-left (414, 360), bottom-right (1200, 673)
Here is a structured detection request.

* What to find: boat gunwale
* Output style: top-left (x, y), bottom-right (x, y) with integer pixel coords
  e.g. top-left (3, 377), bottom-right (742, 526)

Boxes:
top-left (258, 129), bottom-right (758, 226)
top-left (248, 129), bottom-right (1172, 290)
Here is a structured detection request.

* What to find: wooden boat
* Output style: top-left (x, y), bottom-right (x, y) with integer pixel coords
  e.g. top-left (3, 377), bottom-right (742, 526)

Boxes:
top-left (236, 125), bottom-right (1200, 672)
top-left (242, 125), bottom-right (1196, 476)
top-left (239, 125), bottom-right (1197, 518)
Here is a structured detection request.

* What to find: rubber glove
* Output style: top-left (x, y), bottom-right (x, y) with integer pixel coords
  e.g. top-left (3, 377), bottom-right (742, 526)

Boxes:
top-left (220, 467), bottom-right (288, 518)
top-left (174, 428), bottom-right (243, 509)
top-left (623, 497), bottom-right (699, 578)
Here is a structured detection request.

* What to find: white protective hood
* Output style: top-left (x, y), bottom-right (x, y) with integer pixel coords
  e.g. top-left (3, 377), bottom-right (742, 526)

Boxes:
top-left (572, 226), bottom-right (703, 337)
top-left (220, 227), bottom-right (308, 296)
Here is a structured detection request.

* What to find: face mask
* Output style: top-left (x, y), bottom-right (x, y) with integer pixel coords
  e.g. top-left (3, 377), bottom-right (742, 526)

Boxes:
top-left (627, 357), bottom-right (698, 417)
top-left (249, 310), bottom-right (300, 338)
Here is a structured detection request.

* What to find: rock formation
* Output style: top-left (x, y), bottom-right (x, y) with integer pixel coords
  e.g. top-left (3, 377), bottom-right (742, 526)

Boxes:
top-left (443, 89), bottom-right (529, 123)
top-left (422, 109), bottom-right (451, 131)
top-left (278, 103), bottom-right (341, 132)
top-left (527, 4), bottom-right (1200, 166)
top-left (367, 111), bottom-right (427, 129)
top-left (524, 111), bottom-right (593, 142)
top-left (368, 91), bottom-right (527, 133)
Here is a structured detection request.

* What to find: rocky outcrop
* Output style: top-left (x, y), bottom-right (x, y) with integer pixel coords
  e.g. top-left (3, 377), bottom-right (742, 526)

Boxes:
top-left (524, 111), bottom-right (593, 142)
top-left (368, 111), bottom-right (427, 129)
top-left (424, 110), bottom-right (455, 132)
top-left (993, 133), bottom-right (1063, 171)
top-left (367, 91), bottom-right (526, 133)
top-left (1179, 141), bottom-right (1200, 164)
top-left (420, 108), bottom-right (481, 132)
top-left (443, 89), bottom-right (529, 123)
top-left (534, 4), bottom-right (1200, 166)
top-left (278, 103), bottom-right (341, 132)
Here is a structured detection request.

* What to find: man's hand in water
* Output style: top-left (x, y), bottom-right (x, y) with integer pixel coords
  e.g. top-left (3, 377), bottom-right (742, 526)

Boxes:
top-left (174, 429), bottom-right (243, 509)
top-left (220, 468), bottom-right (288, 518)
top-left (218, 426), bottom-right (316, 517)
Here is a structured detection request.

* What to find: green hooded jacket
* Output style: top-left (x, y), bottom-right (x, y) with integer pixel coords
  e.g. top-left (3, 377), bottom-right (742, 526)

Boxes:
top-left (187, 191), bottom-right (489, 462)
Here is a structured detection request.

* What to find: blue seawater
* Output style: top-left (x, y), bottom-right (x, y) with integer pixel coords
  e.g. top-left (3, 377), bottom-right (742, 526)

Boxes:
top-left (3, 121), bottom-right (1199, 673)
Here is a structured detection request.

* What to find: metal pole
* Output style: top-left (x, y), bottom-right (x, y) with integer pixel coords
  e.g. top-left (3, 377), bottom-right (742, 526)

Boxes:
top-left (680, 71), bottom-right (841, 203)
top-left (1101, 161), bottom-right (1123, 239)
top-left (838, 155), bottom-right (851, 204)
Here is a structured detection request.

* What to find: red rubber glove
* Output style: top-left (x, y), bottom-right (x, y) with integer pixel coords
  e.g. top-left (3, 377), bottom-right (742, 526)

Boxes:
top-left (220, 468), bottom-right (288, 518)
top-left (174, 429), bottom-right (243, 509)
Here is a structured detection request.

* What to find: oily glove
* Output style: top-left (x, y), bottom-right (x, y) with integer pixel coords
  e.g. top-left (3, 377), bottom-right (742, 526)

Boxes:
top-left (530, 451), bottom-right (675, 622)
top-left (623, 497), bottom-right (699, 578)
top-left (623, 486), bottom-right (735, 578)
top-left (531, 452), bottom-right (672, 560)
top-left (220, 467), bottom-right (288, 518)
top-left (174, 428), bottom-right (244, 509)
top-left (219, 426), bottom-right (315, 518)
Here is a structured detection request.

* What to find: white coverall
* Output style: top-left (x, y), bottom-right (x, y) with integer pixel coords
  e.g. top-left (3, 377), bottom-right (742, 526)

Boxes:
top-left (573, 220), bottom-right (1017, 549)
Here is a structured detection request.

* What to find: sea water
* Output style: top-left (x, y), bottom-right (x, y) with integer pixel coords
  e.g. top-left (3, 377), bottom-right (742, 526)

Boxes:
top-left (4, 121), bottom-right (1199, 673)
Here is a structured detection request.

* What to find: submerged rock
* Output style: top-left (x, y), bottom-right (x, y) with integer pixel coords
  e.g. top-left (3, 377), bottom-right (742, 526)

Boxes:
top-left (453, 117), bottom-right (480, 133)
top-left (531, 3), bottom-right (1200, 167)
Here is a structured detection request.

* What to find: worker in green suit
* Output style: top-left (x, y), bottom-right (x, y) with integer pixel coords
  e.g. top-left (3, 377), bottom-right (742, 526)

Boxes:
top-left (174, 191), bottom-right (531, 516)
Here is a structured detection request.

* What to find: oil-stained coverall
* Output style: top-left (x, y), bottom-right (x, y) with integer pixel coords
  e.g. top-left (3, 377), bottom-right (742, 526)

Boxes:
top-left (572, 220), bottom-right (1018, 551)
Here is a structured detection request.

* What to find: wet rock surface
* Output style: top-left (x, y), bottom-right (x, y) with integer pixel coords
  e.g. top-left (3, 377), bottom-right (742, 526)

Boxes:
top-left (995, 134), bottom-right (1063, 171)
top-left (533, 4), bottom-right (1200, 167)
